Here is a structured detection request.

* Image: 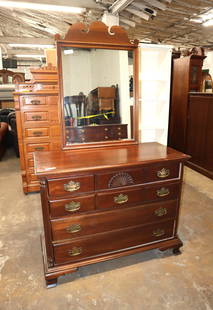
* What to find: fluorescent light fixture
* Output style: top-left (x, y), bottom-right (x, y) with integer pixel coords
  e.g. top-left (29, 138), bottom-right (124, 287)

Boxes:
top-left (9, 44), bottom-right (54, 49)
top-left (0, 1), bottom-right (85, 13)
top-left (15, 54), bottom-right (44, 58)
top-left (64, 49), bottom-right (74, 55)
top-left (203, 19), bottom-right (213, 27)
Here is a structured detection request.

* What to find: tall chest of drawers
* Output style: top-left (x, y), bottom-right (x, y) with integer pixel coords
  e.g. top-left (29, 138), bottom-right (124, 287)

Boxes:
top-left (14, 90), bottom-right (61, 193)
top-left (34, 142), bottom-right (190, 287)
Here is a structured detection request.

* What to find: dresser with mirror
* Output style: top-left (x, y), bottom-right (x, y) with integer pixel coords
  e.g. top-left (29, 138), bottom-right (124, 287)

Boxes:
top-left (34, 21), bottom-right (189, 287)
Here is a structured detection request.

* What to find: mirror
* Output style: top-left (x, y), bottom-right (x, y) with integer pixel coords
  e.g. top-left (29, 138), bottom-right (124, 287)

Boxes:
top-left (56, 21), bottom-right (139, 148)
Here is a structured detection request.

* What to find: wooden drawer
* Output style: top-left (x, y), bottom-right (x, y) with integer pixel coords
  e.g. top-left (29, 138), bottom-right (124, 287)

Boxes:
top-left (96, 182), bottom-right (180, 210)
top-left (46, 96), bottom-right (58, 105)
top-left (25, 128), bottom-right (49, 138)
top-left (53, 219), bottom-right (175, 264)
top-left (95, 162), bottom-right (180, 190)
top-left (24, 111), bottom-right (48, 122)
top-left (26, 143), bottom-right (49, 152)
top-left (51, 200), bottom-right (178, 241)
top-left (49, 194), bottom-right (95, 218)
top-left (27, 168), bottom-right (38, 182)
top-left (21, 96), bottom-right (46, 106)
top-left (48, 175), bottom-right (94, 198)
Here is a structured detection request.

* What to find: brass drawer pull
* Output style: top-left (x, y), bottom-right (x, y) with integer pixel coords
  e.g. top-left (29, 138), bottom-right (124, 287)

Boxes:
top-left (34, 146), bottom-right (44, 151)
top-left (156, 187), bottom-right (170, 197)
top-left (155, 207), bottom-right (167, 217)
top-left (64, 180), bottom-right (80, 192)
top-left (31, 100), bottom-right (41, 105)
top-left (33, 131), bottom-right (43, 136)
top-left (65, 201), bottom-right (81, 212)
top-left (68, 247), bottom-right (82, 256)
top-left (32, 115), bottom-right (42, 121)
top-left (152, 229), bottom-right (165, 237)
top-left (66, 224), bottom-right (81, 234)
top-left (114, 193), bottom-right (128, 204)
top-left (157, 168), bottom-right (170, 178)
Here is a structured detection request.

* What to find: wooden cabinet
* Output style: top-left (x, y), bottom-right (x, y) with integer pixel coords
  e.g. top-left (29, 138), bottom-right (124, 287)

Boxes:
top-left (14, 66), bottom-right (61, 193)
top-left (168, 52), bottom-right (213, 179)
top-left (35, 143), bottom-right (189, 287)
top-left (186, 93), bottom-right (213, 178)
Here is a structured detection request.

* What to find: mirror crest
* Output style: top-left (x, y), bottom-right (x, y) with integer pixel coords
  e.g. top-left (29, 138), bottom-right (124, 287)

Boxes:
top-left (55, 21), bottom-right (139, 47)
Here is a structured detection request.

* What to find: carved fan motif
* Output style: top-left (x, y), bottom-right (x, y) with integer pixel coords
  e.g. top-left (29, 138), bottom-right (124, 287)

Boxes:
top-left (108, 172), bottom-right (134, 188)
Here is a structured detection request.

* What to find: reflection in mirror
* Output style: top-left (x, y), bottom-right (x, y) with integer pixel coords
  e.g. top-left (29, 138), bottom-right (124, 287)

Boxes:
top-left (61, 47), bottom-right (134, 145)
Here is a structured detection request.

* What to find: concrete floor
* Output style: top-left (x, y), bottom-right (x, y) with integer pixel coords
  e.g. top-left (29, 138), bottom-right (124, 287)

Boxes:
top-left (0, 149), bottom-right (213, 310)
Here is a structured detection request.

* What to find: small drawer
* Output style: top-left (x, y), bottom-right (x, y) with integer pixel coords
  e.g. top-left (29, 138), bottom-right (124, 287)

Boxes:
top-left (46, 96), bottom-right (58, 105)
top-left (24, 112), bottom-right (48, 122)
top-left (96, 182), bottom-right (180, 210)
top-left (26, 143), bottom-right (49, 152)
top-left (25, 128), bottom-right (49, 138)
top-left (95, 162), bottom-right (180, 190)
top-left (49, 194), bottom-right (95, 218)
top-left (27, 158), bottom-right (34, 167)
top-left (21, 96), bottom-right (46, 106)
top-left (27, 168), bottom-right (38, 182)
top-left (53, 219), bottom-right (175, 264)
top-left (48, 175), bottom-right (94, 198)
top-left (51, 200), bottom-right (177, 242)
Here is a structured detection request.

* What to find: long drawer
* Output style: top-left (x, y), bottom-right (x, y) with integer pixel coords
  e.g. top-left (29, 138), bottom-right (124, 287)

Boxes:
top-left (96, 182), bottom-right (180, 210)
top-left (53, 219), bottom-right (175, 264)
top-left (51, 200), bottom-right (178, 241)
top-left (95, 162), bottom-right (181, 190)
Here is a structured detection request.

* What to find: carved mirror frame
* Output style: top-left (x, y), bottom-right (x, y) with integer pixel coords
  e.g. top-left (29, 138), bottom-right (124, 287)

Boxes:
top-left (56, 21), bottom-right (139, 150)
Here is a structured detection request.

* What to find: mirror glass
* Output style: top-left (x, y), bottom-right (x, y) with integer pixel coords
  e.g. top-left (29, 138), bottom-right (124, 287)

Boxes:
top-left (61, 47), bottom-right (134, 145)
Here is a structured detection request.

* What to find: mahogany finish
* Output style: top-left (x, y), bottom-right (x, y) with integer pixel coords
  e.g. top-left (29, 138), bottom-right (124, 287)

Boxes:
top-left (35, 142), bottom-right (189, 287)
top-left (186, 93), bottom-right (213, 179)
top-left (168, 54), bottom-right (212, 179)
top-left (35, 22), bottom-right (189, 288)
top-left (14, 66), bottom-right (61, 193)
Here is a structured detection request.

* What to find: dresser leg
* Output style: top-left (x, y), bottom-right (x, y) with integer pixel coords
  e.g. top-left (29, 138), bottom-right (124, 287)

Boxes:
top-left (173, 246), bottom-right (182, 255)
top-left (46, 277), bottom-right (58, 288)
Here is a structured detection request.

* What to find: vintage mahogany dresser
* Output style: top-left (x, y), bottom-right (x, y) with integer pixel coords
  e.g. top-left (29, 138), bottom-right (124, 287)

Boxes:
top-left (34, 22), bottom-right (189, 287)
top-left (14, 65), bottom-right (61, 193)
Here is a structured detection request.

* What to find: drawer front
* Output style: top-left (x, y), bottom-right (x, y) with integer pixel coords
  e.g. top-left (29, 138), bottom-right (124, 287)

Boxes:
top-left (48, 175), bottom-right (94, 198)
top-left (27, 168), bottom-right (38, 182)
top-left (96, 183), bottom-right (180, 210)
top-left (49, 194), bottom-right (95, 218)
top-left (21, 96), bottom-right (46, 106)
top-left (25, 127), bottom-right (49, 138)
top-left (26, 143), bottom-right (49, 152)
top-left (24, 112), bottom-right (48, 122)
top-left (46, 96), bottom-right (58, 105)
top-left (54, 219), bottom-right (175, 264)
top-left (96, 162), bottom-right (180, 190)
top-left (51, 200), bottom-right (177, 241)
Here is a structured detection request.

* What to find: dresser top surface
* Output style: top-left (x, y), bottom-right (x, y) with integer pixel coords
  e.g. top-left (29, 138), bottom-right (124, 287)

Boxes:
top-left (34, 142), bottom-right (189, 177)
